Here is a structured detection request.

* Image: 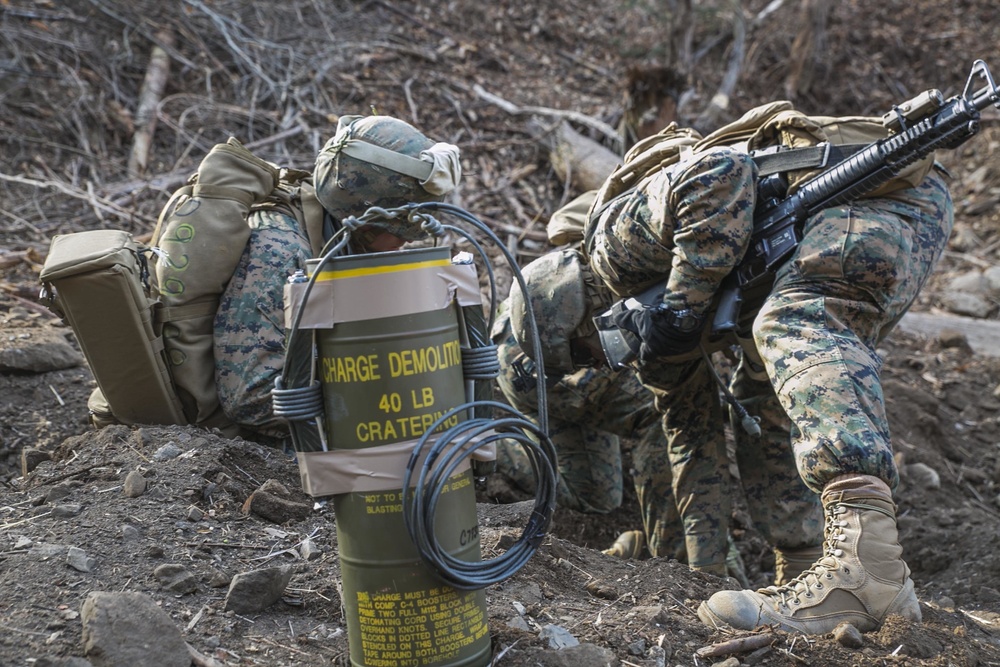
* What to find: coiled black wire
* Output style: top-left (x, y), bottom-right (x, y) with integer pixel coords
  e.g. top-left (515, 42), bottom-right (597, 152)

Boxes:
top-left (461, 344), bottom-right (501, 380)
top-left (271, 379), bottom-right (323, 421)
top-left (402, 401), bottom-right (557, 590)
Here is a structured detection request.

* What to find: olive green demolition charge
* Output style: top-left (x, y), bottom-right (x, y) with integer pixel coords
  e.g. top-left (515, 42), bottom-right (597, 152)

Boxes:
top-left (309, 246), bottom-right (491, 667)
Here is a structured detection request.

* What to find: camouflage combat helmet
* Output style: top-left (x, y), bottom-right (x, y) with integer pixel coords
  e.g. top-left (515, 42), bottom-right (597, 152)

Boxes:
top-left (314, 115), bottom-right (461, 241)
top-left (508, 248), bottom-right (612, 374)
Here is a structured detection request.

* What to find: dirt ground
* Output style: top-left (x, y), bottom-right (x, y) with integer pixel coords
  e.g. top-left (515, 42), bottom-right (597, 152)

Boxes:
top-left (2, 0), bottom-right (1000, 665)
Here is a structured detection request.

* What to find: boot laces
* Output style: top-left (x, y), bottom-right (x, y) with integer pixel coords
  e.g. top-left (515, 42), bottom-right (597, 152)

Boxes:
top-left (759, 503), bottom-right (850, 609)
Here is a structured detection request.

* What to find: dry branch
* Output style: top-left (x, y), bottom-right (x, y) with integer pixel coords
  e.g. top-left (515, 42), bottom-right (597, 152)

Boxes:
top-left (528, 120), bottom-right (621, 193)
top-left (0, 172), bottom-right (155, 228)
top-left (472, 84), bottom-right (623, 153)
top-left (784, 0), bottom-right (832, 98)
top-left (128, 29), bottom-right (174, 178)
top-left (693, 0), bottom-right (747, 132)
top-left (84, 0), bottom-right (198, 70)
top-left (695, 632), bottom-right (776, 658)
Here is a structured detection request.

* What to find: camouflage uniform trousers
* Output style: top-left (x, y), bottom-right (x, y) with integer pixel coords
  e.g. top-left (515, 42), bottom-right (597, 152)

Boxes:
top-left (633, 348), bottom-right (822, 575)
top-left (753, 169), bottom-right (954, 493)
top-left (494, 325), bottom-right (685, 559)
top-left (214, 208), bottom-right (312, 441)
top-left (591, 147), bottom-right (822, 573)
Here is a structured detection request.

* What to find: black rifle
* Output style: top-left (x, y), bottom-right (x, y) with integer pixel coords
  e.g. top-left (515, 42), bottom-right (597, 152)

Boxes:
top-left (596, 59), bottom-right (1000, 368)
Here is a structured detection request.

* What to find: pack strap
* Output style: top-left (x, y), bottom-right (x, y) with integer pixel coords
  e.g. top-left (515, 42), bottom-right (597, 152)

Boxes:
top-left (190, 183), bottom-right (257, 208)
top-left (753, 142), bottom-right (867, 176)
top-left (156, 299), bottom-right (218, 324)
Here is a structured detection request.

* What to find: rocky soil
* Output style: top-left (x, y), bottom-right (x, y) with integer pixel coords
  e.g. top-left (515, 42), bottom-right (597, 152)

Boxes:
top-left (2, 1), bottom-right (1000, 666)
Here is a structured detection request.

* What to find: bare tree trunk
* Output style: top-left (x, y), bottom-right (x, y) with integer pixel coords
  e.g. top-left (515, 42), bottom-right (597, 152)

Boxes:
top-left (127, 29), bottom-right (174, 178)
top-left (620, 65), bottom-right (685, 148)
top-left (694, 0), bottom-right (747, 133)
top-left (784, 0), bottom-right (832, 99)
top-left (667, 0), bottom-right (695, 72)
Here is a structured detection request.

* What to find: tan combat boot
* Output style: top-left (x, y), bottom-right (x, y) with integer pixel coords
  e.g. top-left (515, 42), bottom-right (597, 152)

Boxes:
top-left (773, 545), bottom-right (824, 586)
top-left (698, 474), bottom-right (921, 634)
top-left (603, 530), bottom-right (645, 559)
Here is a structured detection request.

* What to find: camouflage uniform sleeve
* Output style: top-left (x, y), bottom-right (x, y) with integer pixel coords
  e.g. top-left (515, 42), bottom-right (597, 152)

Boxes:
top-left (589, 147), bottom-right (756, 315)
top-left (662, 147), bottom-right (757, 314)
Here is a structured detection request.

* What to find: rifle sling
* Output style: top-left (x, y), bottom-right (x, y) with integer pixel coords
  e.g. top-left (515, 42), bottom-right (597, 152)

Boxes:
top-left (752, 143), bottom-right (865, 176)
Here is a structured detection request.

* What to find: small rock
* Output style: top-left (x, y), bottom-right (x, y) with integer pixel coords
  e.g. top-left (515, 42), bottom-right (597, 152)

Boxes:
top-left (153, 563), bottom-right (198, 595)
top-left (949, 225), bottom-right (979, 252)
top-left (66, 547), bottom-right (96, 573)
top-left (121, 525), bottom-right (141, 542)
top-left (626, 605), bottom-right (669, 626)
top-left (538, 623), bottom-right (579, 650)
top-left (833, 622), bottom-right (864, 649)
top-left (152, 442), bottom-right (183, 461)
top-left (710, 659), bottom-right (740, 667)
top-left (940, 291), bottom-right (994, 318)
top-left (81, 591), bottom-right (190, 667)
top-left (946, 269), bottom-right (988, 294)
top-left (30, 543), bottom-right (69, 561)
top-left (14, 535), bottom-right (33, 549)
top-left (744, 646), bottom-right (773, 666)
top-left (299, 537), bottom-right (322, 561)
top-left (45, 484), bottom-right (73, 504)
top-left (0, 328), bottom-right (83, 372)
top-left (186, 506), bottom-right (205, 522)
top-left (21, 448), bottom-right (52, 476)
top-left (585, 580), bottom-right (618, 600)
top-left (242, 480), bottom-right (311, 524)
top-left (937, 328), bottom-right (972, 351)
top-left (122, 471), bottom-right (147, 498)
top-left (506, 615), bottom-right (530, 631)
top-left (206, 568), bottom-right (232, 588)
top-left (534, 643), bottom-right (615, 667)
top-left (51, 503), bottom-right (83, 518)
top-left (903, 462), bottom-right (941, 489)
top-left (223, 565), bottom-right (294, 614)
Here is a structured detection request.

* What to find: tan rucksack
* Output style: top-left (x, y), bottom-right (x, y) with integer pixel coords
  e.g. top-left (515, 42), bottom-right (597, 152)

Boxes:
top-left (40, 138), bottom-right (322, 431)
top-left (39, 229), bottom-right (187, 427)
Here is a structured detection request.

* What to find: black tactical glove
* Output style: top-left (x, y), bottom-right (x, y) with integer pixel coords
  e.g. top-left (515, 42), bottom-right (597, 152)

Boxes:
top-left (611, 303), bottom-right (704, 362)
